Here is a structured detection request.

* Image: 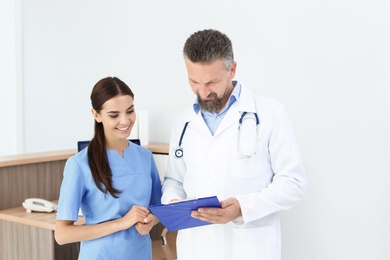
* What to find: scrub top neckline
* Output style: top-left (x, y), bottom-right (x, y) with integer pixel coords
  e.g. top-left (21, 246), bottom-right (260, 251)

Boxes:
top-left (106, 140), bottom-right (133, 158)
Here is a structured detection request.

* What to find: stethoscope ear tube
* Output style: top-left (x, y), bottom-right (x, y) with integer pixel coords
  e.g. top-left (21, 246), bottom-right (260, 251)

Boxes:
top-left (174, 121), bottom-right (189, 159)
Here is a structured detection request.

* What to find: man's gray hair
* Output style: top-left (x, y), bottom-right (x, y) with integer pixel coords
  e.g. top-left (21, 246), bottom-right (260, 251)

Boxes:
top-left (183, 29), bottom-right (234, 70)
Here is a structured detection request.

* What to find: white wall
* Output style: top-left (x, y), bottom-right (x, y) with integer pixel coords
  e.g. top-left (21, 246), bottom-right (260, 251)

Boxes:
top-left (0, 0), bottom-right (23, 155)
top-left (2, 0), bottom-right (390, 259)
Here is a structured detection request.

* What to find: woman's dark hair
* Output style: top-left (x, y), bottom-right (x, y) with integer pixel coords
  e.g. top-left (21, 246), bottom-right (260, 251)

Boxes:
top-left (88, 77), bottom-right (134, 198)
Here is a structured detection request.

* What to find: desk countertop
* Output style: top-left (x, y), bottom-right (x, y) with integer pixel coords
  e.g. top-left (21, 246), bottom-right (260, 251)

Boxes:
top-left (0, 143), bottom-right (169, 167)
top-left (0, 204), bottom-right (85, 230)
top-left (0, 149), bottom-right (77, 168)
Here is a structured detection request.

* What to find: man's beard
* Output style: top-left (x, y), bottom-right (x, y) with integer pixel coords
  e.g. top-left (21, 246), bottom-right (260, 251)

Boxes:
top-left (197, 88), bottom-right (231, 113)
top-left (197, 93), bottom-right (222, 113)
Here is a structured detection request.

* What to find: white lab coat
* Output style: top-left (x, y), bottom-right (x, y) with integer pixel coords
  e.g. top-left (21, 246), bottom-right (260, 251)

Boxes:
top-left (162, 83), bottom-right (306, 260)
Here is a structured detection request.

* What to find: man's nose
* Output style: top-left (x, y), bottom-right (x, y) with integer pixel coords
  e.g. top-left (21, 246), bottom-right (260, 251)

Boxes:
top-left (198, 84), bottom-right (210, 99)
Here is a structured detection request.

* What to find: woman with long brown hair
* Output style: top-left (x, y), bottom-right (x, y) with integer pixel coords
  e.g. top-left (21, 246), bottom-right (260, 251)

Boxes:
top-left (55, 77), bottom-right (162, 259)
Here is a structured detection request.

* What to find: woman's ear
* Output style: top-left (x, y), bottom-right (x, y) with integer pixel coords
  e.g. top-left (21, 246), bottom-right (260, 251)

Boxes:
top-left (91, 109), bottom-right (101, 123)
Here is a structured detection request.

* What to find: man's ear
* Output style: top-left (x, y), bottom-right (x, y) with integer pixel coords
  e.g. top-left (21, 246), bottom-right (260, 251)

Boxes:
top-left (229, 61), bottom-right (237, 79)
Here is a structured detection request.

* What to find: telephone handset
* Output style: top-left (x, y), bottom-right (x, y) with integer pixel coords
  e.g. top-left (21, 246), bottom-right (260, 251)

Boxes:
top-left (22, 198), bottom-right (58, 213)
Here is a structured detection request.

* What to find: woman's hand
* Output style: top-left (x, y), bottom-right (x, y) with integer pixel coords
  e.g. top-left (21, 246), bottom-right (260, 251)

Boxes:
top-left (119, 205), bottom-right (150, 230)
top-left (135, 213), bottom-right (159, 235)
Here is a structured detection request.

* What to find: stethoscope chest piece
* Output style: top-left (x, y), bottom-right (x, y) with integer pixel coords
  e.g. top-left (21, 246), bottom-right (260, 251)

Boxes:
top-left (174, 147), bottom-right (184, 159)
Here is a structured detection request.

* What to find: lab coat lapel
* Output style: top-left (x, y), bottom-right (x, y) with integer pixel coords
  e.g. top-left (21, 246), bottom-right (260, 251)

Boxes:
top-left (193, 110), bottom-right (213, 138)
top-left (214, 104), bottom-right (241, 136)
top-left (182, 107), bottom-right (213, 139)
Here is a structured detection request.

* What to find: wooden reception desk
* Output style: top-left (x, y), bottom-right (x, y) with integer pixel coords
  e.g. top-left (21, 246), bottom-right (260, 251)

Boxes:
top-left (0, 204), bottom-right (85, 260)
top-left (0, 143), bottom-right (169, 260)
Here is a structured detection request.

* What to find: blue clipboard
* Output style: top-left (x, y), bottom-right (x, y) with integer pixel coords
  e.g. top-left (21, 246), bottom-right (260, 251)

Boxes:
top-left (149, 196), bottom-right (221, 231)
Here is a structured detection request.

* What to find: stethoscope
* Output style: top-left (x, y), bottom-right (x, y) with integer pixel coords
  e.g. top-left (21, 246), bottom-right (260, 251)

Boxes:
top-left (173, 111), bottom-right (260, 159)
top-left (173, 121), bottom-right (189, 158)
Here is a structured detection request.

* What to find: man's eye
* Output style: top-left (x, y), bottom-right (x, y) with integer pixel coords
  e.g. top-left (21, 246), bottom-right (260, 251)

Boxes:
top-left (208, 82), bottom-right (217, 86)
top-left (190, 80), bottom-right (199, 85)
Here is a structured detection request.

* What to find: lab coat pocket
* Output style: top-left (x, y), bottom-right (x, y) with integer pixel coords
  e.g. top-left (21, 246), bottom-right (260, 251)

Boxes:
top-left (232, 225), bottom-right (278, 260)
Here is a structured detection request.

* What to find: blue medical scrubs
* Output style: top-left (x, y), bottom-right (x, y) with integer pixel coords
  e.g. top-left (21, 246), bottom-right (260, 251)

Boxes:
top-left (56, 141), bottom-right (162, 260)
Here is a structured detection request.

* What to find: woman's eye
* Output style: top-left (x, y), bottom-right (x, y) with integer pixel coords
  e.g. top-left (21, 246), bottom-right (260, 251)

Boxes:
top-left (109, 114), bottom-right (118, 118)
top-left (127, 110), bottom-right (134, 114)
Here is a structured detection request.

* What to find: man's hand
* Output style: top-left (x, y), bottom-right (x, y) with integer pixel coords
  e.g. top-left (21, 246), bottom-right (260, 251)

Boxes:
top-left (190, 197), bottom-right (242, 224)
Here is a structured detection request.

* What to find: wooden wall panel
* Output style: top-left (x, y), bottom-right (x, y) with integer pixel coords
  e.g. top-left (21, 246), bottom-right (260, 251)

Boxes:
top-left (0, 160), bottom-right (66, 210)
top-left (0, 219), bottom-right (54, 260)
